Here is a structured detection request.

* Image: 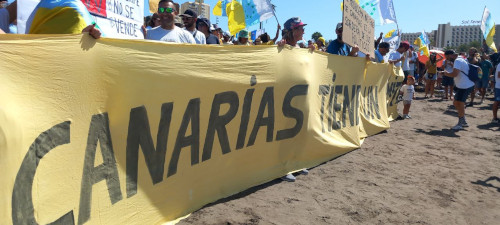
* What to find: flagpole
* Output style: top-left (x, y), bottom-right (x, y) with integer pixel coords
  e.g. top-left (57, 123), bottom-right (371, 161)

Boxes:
top-left (269, 0), bottom-right (279, 25)
top-left (391, 0), bottom-right (401, 48)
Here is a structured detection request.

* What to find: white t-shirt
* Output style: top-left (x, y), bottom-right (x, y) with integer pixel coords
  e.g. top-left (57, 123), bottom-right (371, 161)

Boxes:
top-left (184, 28), bottom-right (206, 45)
top-left (400, 84), bottom-right (414, 101)
top-left (453, 58), bottom-right (475, 89)
top-left (495, 64), bottom-right (500, 89)
top-left (146, 26), bottom-right (196, 44)
top-left (0, 8), bottom-right (9, 33)
top-left (402, 52), bottom-right (410, 71)
top-left (388, 51), bottom-right (403, 67)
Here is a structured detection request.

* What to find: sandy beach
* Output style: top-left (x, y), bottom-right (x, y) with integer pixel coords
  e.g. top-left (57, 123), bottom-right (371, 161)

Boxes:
top-left (178, 93), bottom-right (500, 225)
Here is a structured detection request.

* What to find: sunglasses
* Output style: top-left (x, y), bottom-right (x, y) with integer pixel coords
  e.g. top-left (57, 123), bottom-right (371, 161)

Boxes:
top-left (158, 7), bottom-right (175, 14)
top-left (181, 17), bottom-right (192, 20)
top-left (293, 26), bottom-right (305, 31)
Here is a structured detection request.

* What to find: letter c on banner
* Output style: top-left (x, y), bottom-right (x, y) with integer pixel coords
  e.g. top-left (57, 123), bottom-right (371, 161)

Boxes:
top-left (11, 121), bottom-right (74, 225)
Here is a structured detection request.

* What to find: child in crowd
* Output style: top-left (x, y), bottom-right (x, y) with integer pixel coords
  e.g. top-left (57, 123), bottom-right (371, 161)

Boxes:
top-left (400, 76), bottom-right (416, 119)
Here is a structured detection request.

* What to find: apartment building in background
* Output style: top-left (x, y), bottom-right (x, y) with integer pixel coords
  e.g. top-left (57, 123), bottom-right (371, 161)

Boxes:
top-left (180, 0), bottom-right (211, 20)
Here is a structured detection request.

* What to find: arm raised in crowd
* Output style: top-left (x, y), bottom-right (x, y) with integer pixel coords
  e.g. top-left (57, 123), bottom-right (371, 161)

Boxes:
top-left (272, 24), bottom-right (281, 43)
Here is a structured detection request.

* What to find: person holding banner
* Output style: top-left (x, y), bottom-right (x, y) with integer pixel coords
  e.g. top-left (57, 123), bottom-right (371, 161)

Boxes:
top-left (374, 42), bottom-right (390, 63)
top-left (443, 50), bottom-right (475, 131)
top-left (145, 0), bottom-right (195, 44)
top-left (0, 0), bottom-right (15, 34)
top-left (326, 23), bottom-right (359, 57)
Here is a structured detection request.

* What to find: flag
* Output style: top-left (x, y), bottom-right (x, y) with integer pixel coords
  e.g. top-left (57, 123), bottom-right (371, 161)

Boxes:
top-left (383, 29), bottom-right (400, 51)
top-left (378, 0), bottom-right (396, 25)
top-left (27, 0), bottom-right (97, 34)
top-left (242, 0), bottom-right (274, 28)
top-left (341, 0), bottom-right (397, 25)
top-left (226, 0), bottom-right (246, 35)
top-left (213, 0), bottom-right (229, 17)
top-left (414, 31), bottom-right (429, 57)
top-left (481, 7), bottom-right (498, 53)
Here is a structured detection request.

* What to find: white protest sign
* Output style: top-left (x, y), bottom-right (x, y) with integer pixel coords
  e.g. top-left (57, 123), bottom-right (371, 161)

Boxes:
top-left (82, 0), bottom-right (144, 39)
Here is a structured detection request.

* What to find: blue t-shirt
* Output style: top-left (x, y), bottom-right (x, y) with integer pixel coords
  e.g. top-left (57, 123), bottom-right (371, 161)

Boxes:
top-left (374, 50), bottom-right (384, 63)
top-left (326, 39), bottom-right (351, 56)
top-left (206, 34), bottom-right (220, 45)
top-left (479, 60), bottom-right (493, 81)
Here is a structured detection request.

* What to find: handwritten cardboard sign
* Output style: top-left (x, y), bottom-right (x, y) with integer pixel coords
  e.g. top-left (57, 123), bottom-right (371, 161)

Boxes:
top-left (342, 0), bottom-right (375, 55)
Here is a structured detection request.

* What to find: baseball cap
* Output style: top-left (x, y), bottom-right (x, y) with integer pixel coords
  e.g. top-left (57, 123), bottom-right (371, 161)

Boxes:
top-left (196, 18), bottom-right (210, 28)
top-left (284, 17), bottom-right (307, 30)
top-left (444, 50), bottom-right (457, 55)
top-left (239, 30), bottom-right (249, 38)
top-left (336, 23), bottom-right (343, 30)
top-left (223, 31), bottom-right (231, 37)
top-left (180, 9), bottom-right (197, 18)
top-left (212, 24), bottom-right (221, 31)
top-left (318, 37), bottom-right (326, 46)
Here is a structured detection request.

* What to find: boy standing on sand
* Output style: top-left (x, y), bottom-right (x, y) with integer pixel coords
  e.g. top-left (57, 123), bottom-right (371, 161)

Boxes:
top-left (400, 76), bottom-right (416, 119)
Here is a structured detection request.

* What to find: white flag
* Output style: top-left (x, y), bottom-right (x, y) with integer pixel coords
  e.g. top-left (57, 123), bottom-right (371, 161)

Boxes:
top-left (254, 0), bottom-right (274, 22)
top-left (378, 0), bottom-right (397, 25)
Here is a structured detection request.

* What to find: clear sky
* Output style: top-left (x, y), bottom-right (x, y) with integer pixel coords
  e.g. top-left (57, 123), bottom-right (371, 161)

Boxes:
top-left (145, 0), bottom-right (500, 42)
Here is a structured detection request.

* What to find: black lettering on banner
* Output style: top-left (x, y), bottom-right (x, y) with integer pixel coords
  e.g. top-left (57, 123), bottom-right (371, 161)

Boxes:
top-left (276, 85), bottom-right (309, 141)
top-left (318, 85), bottom-right (330, 133)
top-left (327, 85), bottom-right (334, 132)
top-left (78, 114), bottom-right (123, 225)
top-left (202, 91), bottom-right (239, 161)
top-left (236, 89), bottom-right (254, 149)
top-left (247, 87), bottom-right (275, 147)
top-left (363, 87), bottom-right (370, 118)
top-left (12, 122), bottom-right (74, 225)
top-left (167, 98), bottom-right (200, 177)
top-left (332, 85), bottom-right (343, 130)
top-left (125, 103), bottom-right (173, 198)
top-left (373, 86), bottom-right (381, 119)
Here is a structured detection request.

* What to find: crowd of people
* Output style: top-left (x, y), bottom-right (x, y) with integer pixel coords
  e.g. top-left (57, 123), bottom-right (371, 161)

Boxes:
top-left (1, 0), bottom-right (500, 181)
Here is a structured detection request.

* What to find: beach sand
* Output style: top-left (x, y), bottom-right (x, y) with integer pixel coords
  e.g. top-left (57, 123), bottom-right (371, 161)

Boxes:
top-left (178, 94), bottom-right (500, 225)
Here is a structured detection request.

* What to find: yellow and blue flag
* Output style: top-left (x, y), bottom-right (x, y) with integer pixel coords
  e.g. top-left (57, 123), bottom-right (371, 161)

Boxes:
top-left (226, 0), bottom-right (246, 35)
top-left (213, 0), bottom-right (229, 17)
top-left (27, 0), bottom-right (97, 35)
top-left (481, 7), bottom-right (497, 53)
top-left (414, 31), bottom-right (429, 57)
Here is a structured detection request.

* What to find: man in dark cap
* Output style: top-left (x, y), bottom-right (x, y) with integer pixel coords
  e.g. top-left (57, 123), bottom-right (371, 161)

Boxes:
top-left (180, 9), bottom-right (206, 44)
top-left (326, 23), bottom-right (359, 57)
top-left (196, 17), bottom-right (219, 45)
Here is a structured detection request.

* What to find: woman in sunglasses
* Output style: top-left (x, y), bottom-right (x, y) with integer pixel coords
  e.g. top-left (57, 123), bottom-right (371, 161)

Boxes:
top-left (144, 0), bottom-right (195, 44)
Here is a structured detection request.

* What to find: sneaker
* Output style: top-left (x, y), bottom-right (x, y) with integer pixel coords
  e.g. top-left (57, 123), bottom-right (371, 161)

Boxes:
top-left (451, 124), bottom-right (463, 130)
top-left (404, 115), bottom-right (411, 119)
top-left (281, 174), bottom-right (296, 182)
top-left (466, 102), bottom-right (473, 107)
top-left (460, 122), bottom-right (469, 127)
top-left (492, 118), bottom-right (500, 124)
top-left (300, 169), bottom-right (309, 175)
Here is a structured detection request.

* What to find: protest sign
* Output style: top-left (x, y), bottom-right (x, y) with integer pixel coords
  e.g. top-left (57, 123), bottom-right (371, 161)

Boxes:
top-left (342, 0), bottom-right (375, 55)
top-left (0, 34), bottom-right (402, 224)
top-left (82, 0), bottom-right (144, 39)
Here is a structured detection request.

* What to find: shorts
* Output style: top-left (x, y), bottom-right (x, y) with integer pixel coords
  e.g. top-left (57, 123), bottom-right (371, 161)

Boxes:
top-left (495, 88), bottom-right (500, 102)
top-left (403, 100), bottom-right (412, 105)
top-left (455, 86), bottom-right (474, 102)
top-left (475, 79), bottom-right (489, 89)
top-left (442, 76), bottom-right (454, 86)
top-left (426, 73), bottom-right (437, 81)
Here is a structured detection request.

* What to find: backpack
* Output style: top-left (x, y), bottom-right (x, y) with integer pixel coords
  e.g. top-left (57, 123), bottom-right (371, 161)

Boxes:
top-left (460, 64), bottom-right (481, 82)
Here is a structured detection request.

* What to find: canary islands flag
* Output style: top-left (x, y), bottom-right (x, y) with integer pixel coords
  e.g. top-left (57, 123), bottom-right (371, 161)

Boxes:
top-left (27, 0), bottom-right (96, 34)
top-left (481, 7), bottom-right (497, 53)
top-left (414, 31), bottom-right (430, 57)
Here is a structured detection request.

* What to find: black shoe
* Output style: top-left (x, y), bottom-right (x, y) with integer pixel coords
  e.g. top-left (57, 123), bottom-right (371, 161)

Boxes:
top-left (466, 102), bottom-right (473, 107)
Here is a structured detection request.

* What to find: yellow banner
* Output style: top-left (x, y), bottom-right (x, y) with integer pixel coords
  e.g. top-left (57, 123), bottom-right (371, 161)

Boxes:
top-left (0, 34), bottom-right (403, 225)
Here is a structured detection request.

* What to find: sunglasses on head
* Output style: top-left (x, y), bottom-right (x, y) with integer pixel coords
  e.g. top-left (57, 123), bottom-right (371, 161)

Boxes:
top-left (158, 7), bottom-right (175, 14)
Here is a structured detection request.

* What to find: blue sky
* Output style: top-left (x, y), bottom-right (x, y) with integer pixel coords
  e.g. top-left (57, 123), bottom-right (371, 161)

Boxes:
top-left (145, 0), bottom-right (500, 41)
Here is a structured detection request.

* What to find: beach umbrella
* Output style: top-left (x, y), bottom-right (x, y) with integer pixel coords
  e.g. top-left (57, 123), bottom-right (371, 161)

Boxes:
top-left (418, 50), bottom-right (445, 68)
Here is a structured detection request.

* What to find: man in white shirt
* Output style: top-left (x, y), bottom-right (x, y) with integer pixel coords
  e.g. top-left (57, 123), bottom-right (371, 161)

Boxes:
top-left (0, 0), bottom-right (15, 34)
top-left (145, 0), bottom-right (195, 44)
top-left (388, 41), bottom-right (409, 68)
top-left (443, 50), bottom-right (475, 130)
top-left (180, 9), bottom-right (206, 44)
